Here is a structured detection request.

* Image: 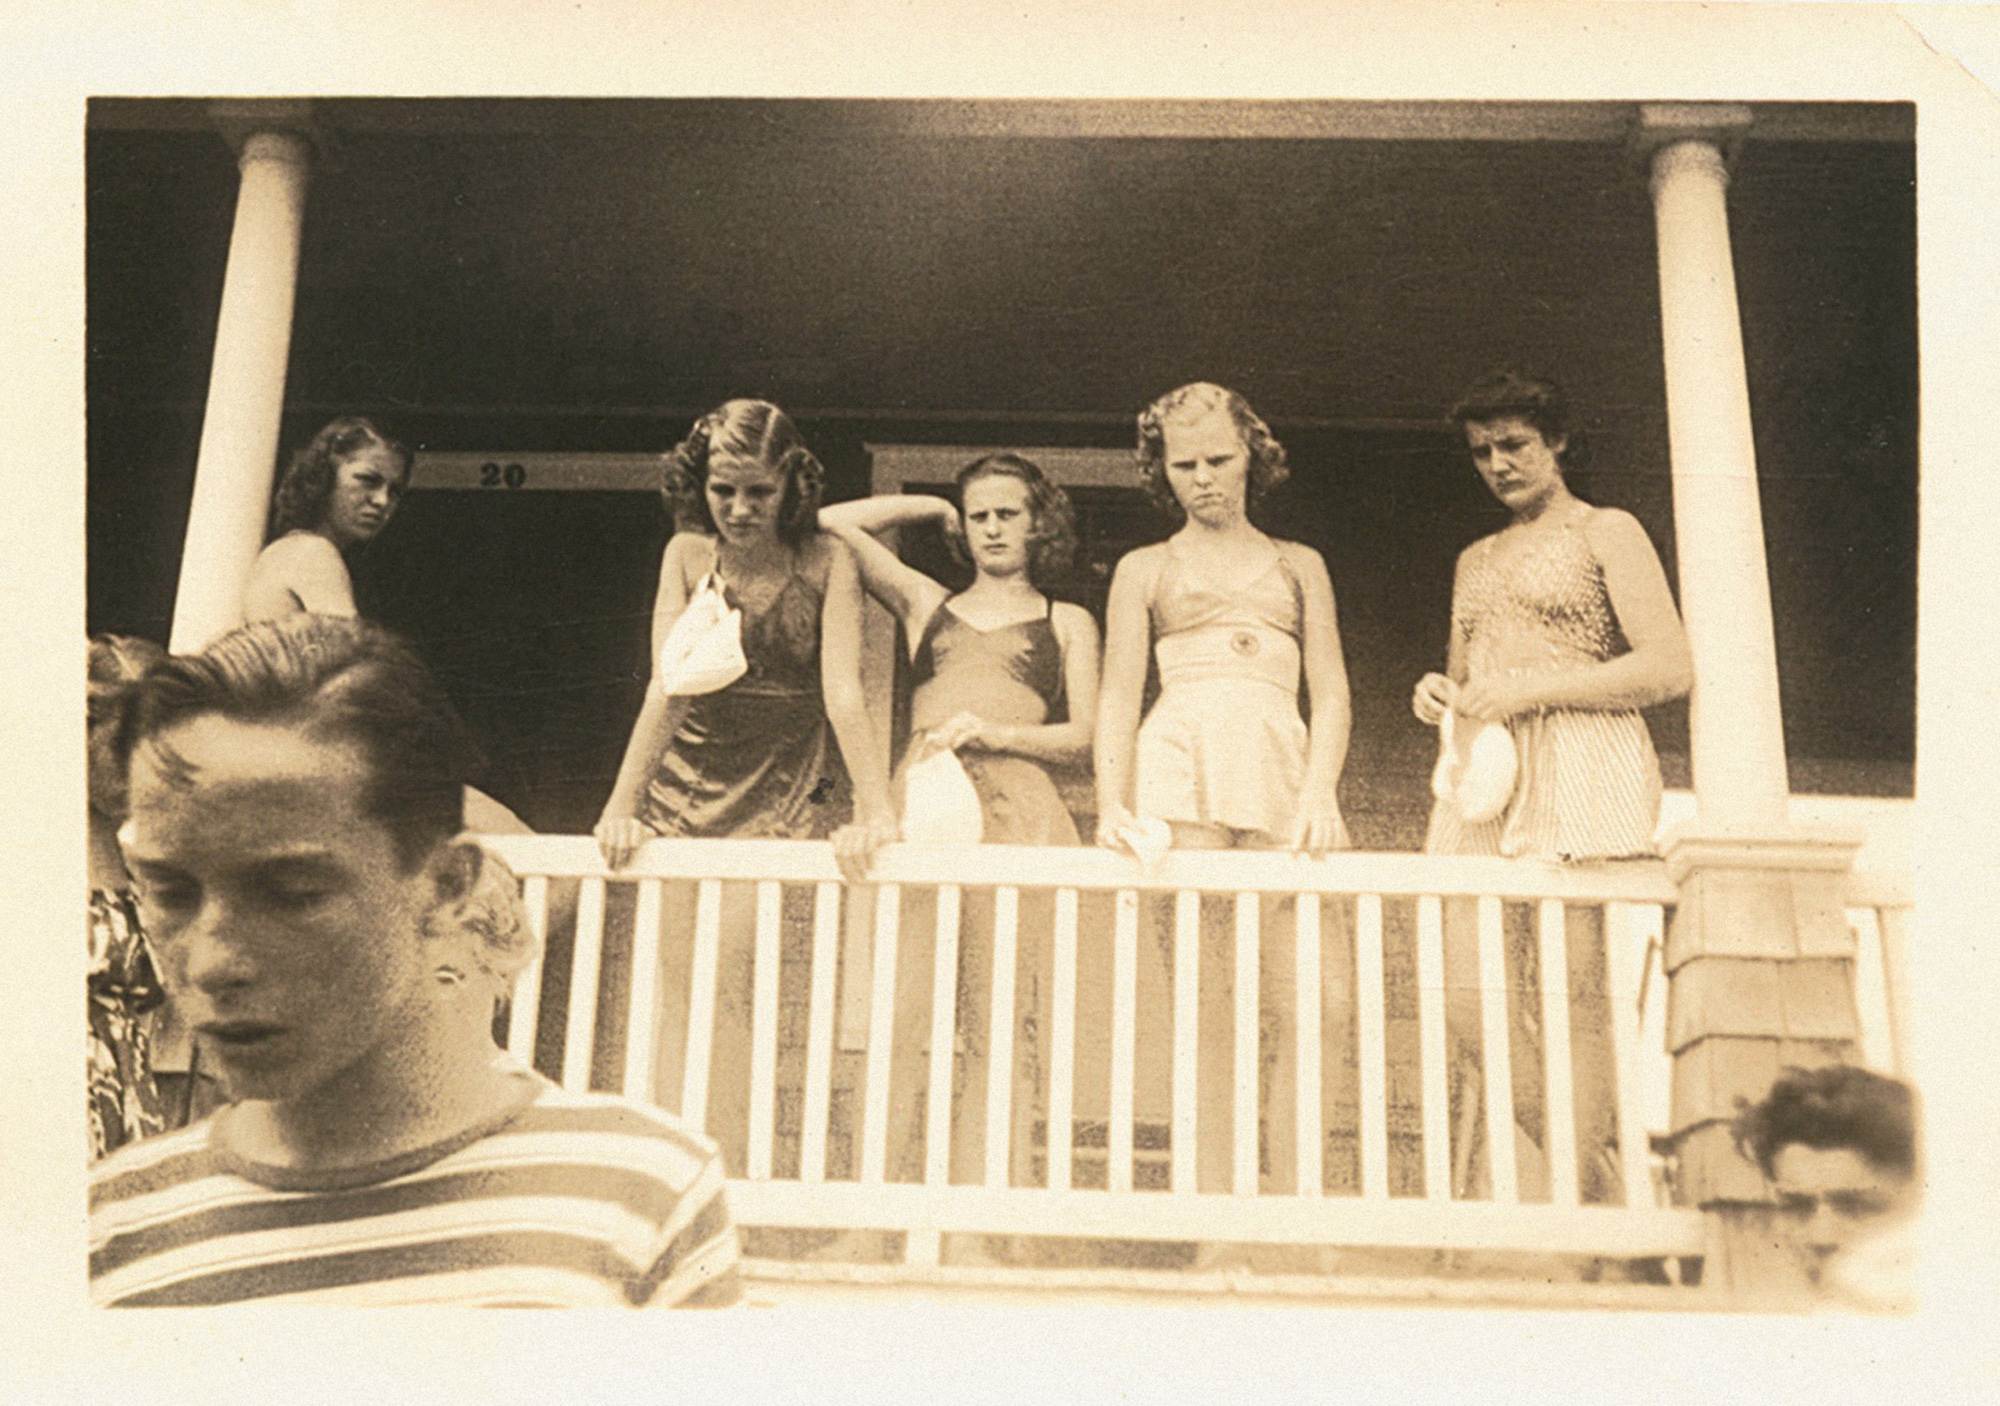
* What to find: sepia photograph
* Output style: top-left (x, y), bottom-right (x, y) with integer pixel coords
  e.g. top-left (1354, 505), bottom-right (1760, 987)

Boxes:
top-left (10, 1), bottom-right (2000, 1401)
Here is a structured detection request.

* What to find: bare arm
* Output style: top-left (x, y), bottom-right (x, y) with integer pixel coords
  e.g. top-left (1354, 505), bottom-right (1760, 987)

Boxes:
top-left (243, 535), bottom-right (356, 622)
top-left (817, 495), bottom-right (953, 645)
top-left (1289, 544), bottom-right (1352, 852)
top-left (596, 535), bottom-right (701, 864)
top-left (817, 536), bottom-right (897, 876)
top-left (1092, 548), bottom-right (1160, 844)
top-left (1456, 510), bottom-right (1692, 720)
top-left (1412, 547), bottom-right (1472, 725)
top-left (950, 601), bottom-right (1101, 766)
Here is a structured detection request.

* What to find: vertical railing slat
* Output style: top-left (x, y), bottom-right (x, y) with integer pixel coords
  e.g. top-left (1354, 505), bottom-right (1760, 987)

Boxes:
top-left (1108, 889), bottom-right (1140, 1194)
top-left (984, 886), bottom-right (1023, 1188)
top-left (560, 876), bottom-right (607, 1093)
top-left (506, 875), bottom-right (549, 1068)
top-left (1354, 893), bottom-right (1389, 1200)
top-left (1604, 901), bottom-right (1658, 1211)
top-left (1233, 892), bottom-right (1261, 1197)
top-left (1537, 899), bottom-right (1579, 1205)
top-left (1172, 890), bottom-right (1200, 1196)
top-left (1046, 887), bottom-right (1077, 1192)
top-left (1475, 895), bottom-right (1518, 1203)
top-left (622, 878), bottom-right (663, 1104)
top-left (798, 882), bottom-right (841, 1184)
top-left (680, 878), bottom-right (724, 1133)
top-left (859, 884), bottom-right (901, 1185)
top-left (1294, 892), bottom-right (1323, 1199)
top-left (745, 880), bottom-right (783, 1181)
top-left (1415, 895), bottom-right (1451, 1201)
top-left (924, 884), bottom-right (963, 1187)
top-left (1877, 905), bottom-right (1912, 1080)
top-left (1849, 906), bottom-right (1894, 1074)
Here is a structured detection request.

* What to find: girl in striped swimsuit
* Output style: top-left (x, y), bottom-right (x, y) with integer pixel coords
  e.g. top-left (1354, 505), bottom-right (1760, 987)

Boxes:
top-left (1413, 372), bottom-right (1691, 1203)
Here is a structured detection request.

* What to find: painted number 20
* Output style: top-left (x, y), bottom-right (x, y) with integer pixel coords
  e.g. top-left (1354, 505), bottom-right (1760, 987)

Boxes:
top-left (479, 461), bottom-right (528, 488)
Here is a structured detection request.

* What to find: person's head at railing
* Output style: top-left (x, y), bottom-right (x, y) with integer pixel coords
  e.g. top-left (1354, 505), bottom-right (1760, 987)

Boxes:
top-left (942, 451), bottom-right (1077, 588)
top-left (267, 416), bottom-right (413, 550)
top-left (112, 614), bottom-right (517, 1108)
top-left (1135, 381), bottom-right (1290, 524)
top-left (661, 398), bottom-right (826, 548)
top-left (1735, 1063), bottom-right (1919, 1302)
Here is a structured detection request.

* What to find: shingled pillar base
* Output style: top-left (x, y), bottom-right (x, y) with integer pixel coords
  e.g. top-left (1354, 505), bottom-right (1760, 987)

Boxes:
top-left (1660, 824), bottom-right (1864, 1300)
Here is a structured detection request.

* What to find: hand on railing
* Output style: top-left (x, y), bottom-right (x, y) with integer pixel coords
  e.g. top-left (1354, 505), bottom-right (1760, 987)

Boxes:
top-left (1288, 796), bottom-right (1351, 858)
top-left (594, 814), bottom-right (659, 870)
top-left (831, 811), bottom-right (899, 882)
top-left (1412, 672), bottom-right (1457, 727)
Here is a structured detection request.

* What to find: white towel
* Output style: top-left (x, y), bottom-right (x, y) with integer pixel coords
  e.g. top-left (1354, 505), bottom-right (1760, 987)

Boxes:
top-left (1432, 708), bottom-right (1519, 825)
top-left (900, 747), bottom-right (985, 845)
top-left (657, 574), bottom-right (748, 696)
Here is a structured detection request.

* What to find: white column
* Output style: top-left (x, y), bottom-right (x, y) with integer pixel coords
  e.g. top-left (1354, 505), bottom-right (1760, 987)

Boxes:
top-left (169, 126), bottom-right (312, 652)
top-left (1645, 110), bottom-right (1790, 828)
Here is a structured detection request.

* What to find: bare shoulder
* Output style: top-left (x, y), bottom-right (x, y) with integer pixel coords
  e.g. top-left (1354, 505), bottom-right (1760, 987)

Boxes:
top-left (1050, 598), bottom-right (1099, 642)
top-left (663, 530), bottom-right (716, 581)
top-left (259, 531), bottom-right (342, 570)
top-left (1276, 537), bottom-right (1332, 582)
top-left (1578, 506), bottom-right (1660, 559)
top-left (1111, 541), bottom-right (1167, 588)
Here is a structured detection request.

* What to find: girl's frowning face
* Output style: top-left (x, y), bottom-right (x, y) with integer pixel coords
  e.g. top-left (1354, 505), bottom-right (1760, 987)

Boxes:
top-left (960, 472), bottom-right (1035, 579)
top-left (323, 445), bottom-right (406, 549)
top-left (705, 455), bottom-right (787, 544)
top-left (1160, 410), bottom-right (1250, 527)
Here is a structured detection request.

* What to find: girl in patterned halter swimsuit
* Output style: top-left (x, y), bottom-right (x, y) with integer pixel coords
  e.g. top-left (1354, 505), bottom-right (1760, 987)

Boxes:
top-left (1412, 372), bottom-right (1692, 1202)
top-left (822, 455), bottom-right (1100, 1191)
top-left (1096, 383), bottom-right (1353, 1198)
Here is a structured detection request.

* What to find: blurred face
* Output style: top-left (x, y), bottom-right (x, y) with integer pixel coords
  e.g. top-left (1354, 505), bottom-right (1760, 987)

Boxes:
top-left (121, 714), bottom-right (445, 1106)
top-left (1161, 409), bottom-right (1251, 527)
top-left (961, 473), bottom-right (1035, 578)
top-left (1465, 415), bottom-right (1566, 516)
top-left (1770, 1143), bottom-right (1916, 1283)
top-left (706, 454), bottom-right (786, 545)
top-left (323, 444), bottom-right (406, 548)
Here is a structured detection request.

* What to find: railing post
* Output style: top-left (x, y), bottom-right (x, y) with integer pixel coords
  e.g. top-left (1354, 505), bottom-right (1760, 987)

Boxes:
top-left (1639, 102), bottom-right (1870, 1301)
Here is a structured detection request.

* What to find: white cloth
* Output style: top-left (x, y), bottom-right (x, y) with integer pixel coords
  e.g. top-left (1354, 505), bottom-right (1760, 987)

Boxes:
top-left (657, 574), bottom-right (747, 696)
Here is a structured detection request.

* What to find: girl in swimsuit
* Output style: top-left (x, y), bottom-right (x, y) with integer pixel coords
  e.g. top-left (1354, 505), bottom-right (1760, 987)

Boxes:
top-left (1096, 382), bottom-right (1353, 1197)
top-left (595, 400), bottom-right (896, 1176)
top-left (243, 417), bottom-right (408, 624)
top-left (822, 454), bottom-right (1100, 1189)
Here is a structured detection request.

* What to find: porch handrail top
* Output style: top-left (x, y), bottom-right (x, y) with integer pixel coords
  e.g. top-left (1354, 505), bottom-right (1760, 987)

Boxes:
top-left (477, 832), bottom-right (1691, 903)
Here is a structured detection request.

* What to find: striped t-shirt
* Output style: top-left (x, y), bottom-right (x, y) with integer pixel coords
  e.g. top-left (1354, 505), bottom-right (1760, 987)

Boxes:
top-left (89, 1071), bottom-right (740, 1307)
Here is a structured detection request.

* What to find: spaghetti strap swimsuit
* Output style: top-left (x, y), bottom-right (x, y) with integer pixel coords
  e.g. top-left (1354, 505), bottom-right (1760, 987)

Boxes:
top-left (1135, 540), bottom-right (1309, 839)
top-left (899, 597), bottom-right (1079, 846)
top-left (640, 547), bottom-right (853, 839)
top-left (1424, 510), bottom-right (1662, 861)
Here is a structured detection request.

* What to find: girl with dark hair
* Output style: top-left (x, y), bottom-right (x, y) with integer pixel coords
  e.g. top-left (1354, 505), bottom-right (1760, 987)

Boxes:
top-left (1413, 371), bottom-right (1691, 861)
top-left (596, 398), bottom-right (895, 869)
top-left (1412, 371), bottom-right (1692, 1204)
top-left (820, 453), bottom-right (1099, 846)
top-left (243, 416), bottom-right (411, 623)
top-left (821, 455), bottom-right (1102, 1191)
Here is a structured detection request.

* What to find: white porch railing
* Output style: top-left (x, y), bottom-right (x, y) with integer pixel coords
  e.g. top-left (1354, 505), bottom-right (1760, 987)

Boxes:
top-left (477, 835), bottom-right (1910, 1292)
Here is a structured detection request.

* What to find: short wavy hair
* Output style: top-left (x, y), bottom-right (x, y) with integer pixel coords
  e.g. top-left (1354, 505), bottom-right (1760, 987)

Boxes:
top-left (117, 615), bottom-right (482, 872)
top-left (1734, 1064), bottom-right (1917, 1182)
top-left (660, 399), bottom-right (825, 547)
top-left (1135, 382), bottom-right (1290, 520)
top-left (267, 416), bottom-right (413, 541)
top-left (1449, 371), bottom-right (1586, 472)
top-left (944, 452), bottom-right (1077, 587)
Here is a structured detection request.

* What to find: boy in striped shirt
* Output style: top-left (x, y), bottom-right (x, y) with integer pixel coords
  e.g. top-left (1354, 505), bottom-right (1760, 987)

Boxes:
top-left (90, 616), bottom-right (739, 1307)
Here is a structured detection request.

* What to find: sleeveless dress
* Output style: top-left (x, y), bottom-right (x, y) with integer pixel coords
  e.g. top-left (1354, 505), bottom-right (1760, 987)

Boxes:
top-left (1136, 541), bottom-right (1308, 839)
top-left (640, 548), bottom-right (852, 839)
top-left (1424, 512), bottom-right (1662, 861)
top-left (899, 599), bottom-right (1079, 846)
